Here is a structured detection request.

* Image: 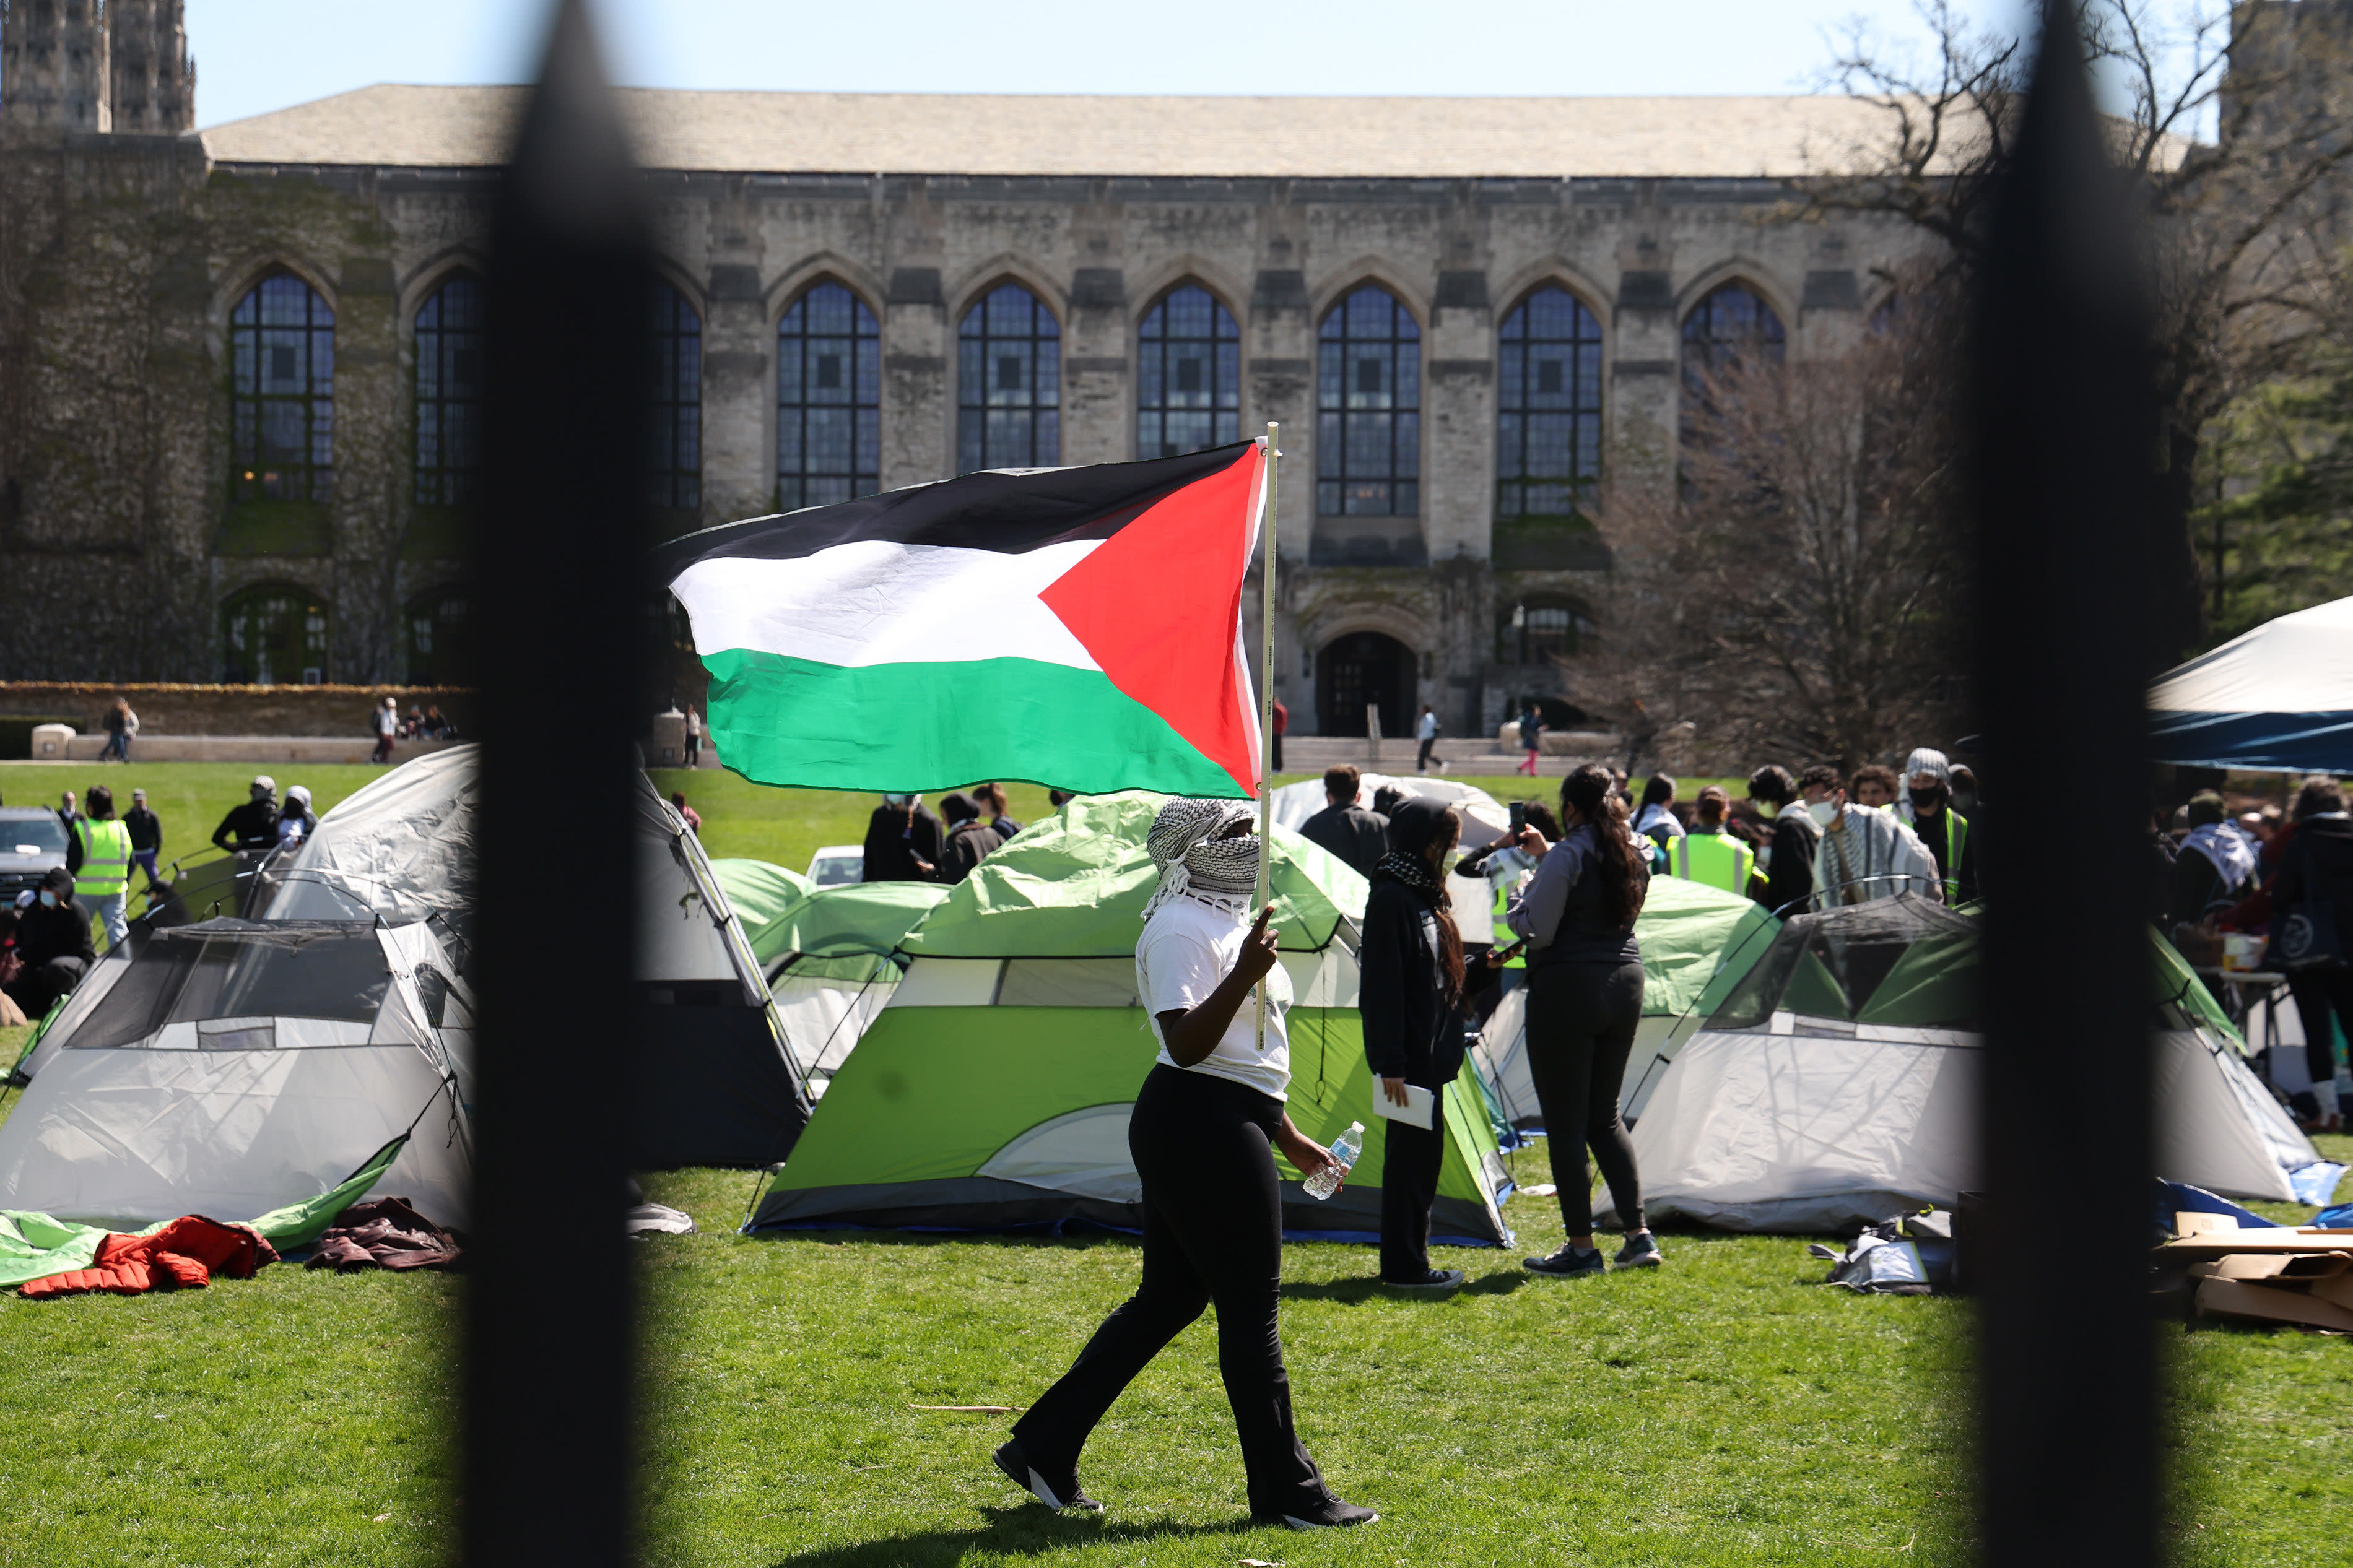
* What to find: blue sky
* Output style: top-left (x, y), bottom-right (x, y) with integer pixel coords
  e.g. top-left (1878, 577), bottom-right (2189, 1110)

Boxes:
top-left (187, 0), bottom-right (2042, 128)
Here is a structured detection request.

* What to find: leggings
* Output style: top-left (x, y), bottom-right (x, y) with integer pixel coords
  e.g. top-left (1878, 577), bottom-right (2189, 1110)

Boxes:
top-left (1013, 1064), bottom-right (1329, 1517)
top-left (1523, 959), bottom-right (1646, 1234)
top-left (2287, 968), bottom-right (2353, 1089)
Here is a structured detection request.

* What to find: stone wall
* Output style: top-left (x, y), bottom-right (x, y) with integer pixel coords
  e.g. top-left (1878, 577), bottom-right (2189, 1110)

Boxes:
top-left (0, 681), bottom-right (475, 739)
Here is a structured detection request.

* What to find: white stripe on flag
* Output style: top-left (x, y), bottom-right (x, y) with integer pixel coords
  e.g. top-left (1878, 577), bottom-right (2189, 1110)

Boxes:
top-left (671, 539), bottom-right (1104, 671)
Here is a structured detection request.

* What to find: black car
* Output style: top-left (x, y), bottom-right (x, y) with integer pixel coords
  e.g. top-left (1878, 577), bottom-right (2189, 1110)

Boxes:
top-left (0, 805), bottom-right (69, 906)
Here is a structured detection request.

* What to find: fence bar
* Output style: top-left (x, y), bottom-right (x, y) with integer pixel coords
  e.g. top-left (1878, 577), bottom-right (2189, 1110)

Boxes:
top-left (466, 2), bottom-right (651, 1563)
top-left (1972, 4), bottom-right (2160, 1565)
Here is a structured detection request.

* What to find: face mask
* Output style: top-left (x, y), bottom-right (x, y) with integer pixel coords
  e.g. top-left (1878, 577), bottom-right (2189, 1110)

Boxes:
top-left (1806, 799), bottom-right (1839, 827)
top-left (38, 891), bottom-right (58, 909)
top-left (1755, 800), bottom-right (1779, 820)
top-left (1910, 786), bottom-right (1947, 814)
top-left (1953, 790), bottom-right (1977, 816)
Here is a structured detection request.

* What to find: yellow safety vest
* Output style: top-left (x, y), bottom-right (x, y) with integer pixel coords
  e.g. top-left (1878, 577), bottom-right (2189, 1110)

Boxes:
top-left (73, 816), bottom-right (132, 899)
top-left (1669, 829), bottom-right (1752, 895)
top-left (1490, 877), bottom-right (1525, 968)
top-left (1918, 808), bottom-right (1969, 903)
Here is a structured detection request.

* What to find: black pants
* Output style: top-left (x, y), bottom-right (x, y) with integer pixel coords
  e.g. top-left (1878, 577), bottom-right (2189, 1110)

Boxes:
top-left (1013, 1065), bottom-right (1329, 1515)
top-left (1379, 1099), bottom-right (1446, 1280)
top-left (1523, 959), bottom-right (1646, 1234)
top-left (1271, 734), bottom-right (1283, 771)
top-left (1416, 737), bottom-right (1435, 772)
top-left (2287, 968), bottom-right (2353, 1089)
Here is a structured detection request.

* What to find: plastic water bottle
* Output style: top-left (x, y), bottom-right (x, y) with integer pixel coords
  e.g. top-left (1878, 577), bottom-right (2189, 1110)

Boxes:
top-left (1303, 1121), bottom-right (1364, 1200)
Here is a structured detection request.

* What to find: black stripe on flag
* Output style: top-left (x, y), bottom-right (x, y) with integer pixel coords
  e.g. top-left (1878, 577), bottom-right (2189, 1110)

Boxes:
top-left (651, 442), bottom-right (1255, 573)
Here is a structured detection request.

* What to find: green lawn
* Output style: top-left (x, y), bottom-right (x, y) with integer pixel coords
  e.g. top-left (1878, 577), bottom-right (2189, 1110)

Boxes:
top-left (0, 766), bottom-right (2344, 1563)
top-left (0, 761), bottom-right (391, 882)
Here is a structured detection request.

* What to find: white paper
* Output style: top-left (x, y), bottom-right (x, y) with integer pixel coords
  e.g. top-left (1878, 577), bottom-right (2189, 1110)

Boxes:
top-left (1373, 1081), bottom-right (1436, 1130)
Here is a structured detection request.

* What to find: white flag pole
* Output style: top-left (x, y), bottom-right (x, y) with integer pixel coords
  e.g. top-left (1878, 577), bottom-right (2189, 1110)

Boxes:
top-left (1256, 423), bottom-right (1279, 1055)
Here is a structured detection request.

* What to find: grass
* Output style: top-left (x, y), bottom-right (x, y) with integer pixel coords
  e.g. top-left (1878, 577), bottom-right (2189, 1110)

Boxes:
top-left (0, 766), bottom-right (2346, 1563)
top-left (0, 761), bottom-right (391, 882)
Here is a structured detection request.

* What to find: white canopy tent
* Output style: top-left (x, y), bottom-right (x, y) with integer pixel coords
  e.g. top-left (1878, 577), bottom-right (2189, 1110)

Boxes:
top-left (1270, 771), bottom-right (1510, 942)
top-left (2149, 594), bottom-right (2353, 772)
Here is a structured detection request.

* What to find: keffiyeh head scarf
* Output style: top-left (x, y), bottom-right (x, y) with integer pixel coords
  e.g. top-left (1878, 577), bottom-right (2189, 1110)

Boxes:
top-left (1142, 796), bottom-right (1261, 922)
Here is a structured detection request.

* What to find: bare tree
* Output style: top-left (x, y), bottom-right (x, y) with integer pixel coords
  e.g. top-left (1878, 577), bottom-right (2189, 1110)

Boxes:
top-left (1566, 285), bottom-right (1970, 772)
top-left (1798, 0), bottom-right (2353, 661)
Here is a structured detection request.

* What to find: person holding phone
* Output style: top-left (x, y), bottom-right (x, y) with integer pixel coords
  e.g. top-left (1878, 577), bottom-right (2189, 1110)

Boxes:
top-left (998, 797), bottom-right (1375, 1533)
top-left (1508, 763), bottom-right (1661, 1276)
top-left (1362, 798), bottom-right (1469, 1293)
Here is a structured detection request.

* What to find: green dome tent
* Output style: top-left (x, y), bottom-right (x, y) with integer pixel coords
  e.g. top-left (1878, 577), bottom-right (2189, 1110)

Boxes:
top-left (1469, 875), bottom-right (1782, 1135)
top-left (1606, 896), bottom-right (2338, 1232)
top-left (747, 793), bottom-right (1515, 1247)
top-left (746, 877), bottom-right (952, 1081)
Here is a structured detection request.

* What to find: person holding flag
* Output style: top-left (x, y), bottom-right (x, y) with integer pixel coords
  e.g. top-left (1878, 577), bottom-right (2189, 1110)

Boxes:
top-left (993, 797), bottom-right (1375, 1531)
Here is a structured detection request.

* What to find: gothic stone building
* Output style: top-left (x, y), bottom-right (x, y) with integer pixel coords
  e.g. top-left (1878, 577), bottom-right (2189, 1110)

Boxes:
top-left (0, 1), bottom-right (1941, 734)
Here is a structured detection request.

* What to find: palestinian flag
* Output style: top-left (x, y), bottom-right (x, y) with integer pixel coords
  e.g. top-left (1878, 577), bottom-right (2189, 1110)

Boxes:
top-left (656, 442), bottom-right (1269, 797)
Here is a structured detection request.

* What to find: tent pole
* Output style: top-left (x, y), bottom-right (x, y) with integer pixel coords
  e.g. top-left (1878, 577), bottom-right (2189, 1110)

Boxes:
top-left (1256, 423), bottom-right (1280, 1056)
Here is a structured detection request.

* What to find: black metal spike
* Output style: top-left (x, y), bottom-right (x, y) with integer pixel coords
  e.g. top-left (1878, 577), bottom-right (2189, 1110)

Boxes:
top-left (466, 1), bottom-right (651, 1562)
top-left (1971, 4), bottom-right (2160, 1564)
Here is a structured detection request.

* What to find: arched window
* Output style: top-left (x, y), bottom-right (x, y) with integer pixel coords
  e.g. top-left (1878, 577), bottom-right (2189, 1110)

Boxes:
top-left (1681, 283), bottom-right (1785, 392)
top-left (229, 271), bottom-right (335, 508)
top-left (414, 273), bottom-right (484, 509)
top-left (1497, 286), bottom-right (1604, 521)
top-left (220, 583), bottom-right (331, 685)
top-left (1137, 284), bottom-right (1240, 458)
top-left (1497, 600), bottom-right (1593, 665)
top-left (777, 281), bottom-right (880, 511)
top-left (1317, 285), bottom-right (1419, 516)
top-left (958, 283), bottom-right (1060, 473)
top-left (404, 589), bottom-right (469, 687)
top-left (649, 282), bottom-right (702, 511)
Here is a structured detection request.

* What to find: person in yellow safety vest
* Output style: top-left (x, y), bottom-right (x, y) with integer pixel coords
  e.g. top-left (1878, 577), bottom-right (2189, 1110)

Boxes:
top-left (1894, 747), bottom-right (1973, 903)
top-left (66, 783), bottom-right (134, 950)
top-left (1665, 786), bottom-right (1754, 895)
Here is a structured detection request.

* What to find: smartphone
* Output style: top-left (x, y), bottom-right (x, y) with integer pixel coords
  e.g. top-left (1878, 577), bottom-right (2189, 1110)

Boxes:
top-left (1508, 801), bottom-right (1527, 834)
top-left (1490, 938), bottom-right (1528, 963)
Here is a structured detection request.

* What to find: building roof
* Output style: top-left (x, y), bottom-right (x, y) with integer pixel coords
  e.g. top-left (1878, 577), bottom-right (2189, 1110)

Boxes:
top-left (199, 84), bottom-right (1946, 180)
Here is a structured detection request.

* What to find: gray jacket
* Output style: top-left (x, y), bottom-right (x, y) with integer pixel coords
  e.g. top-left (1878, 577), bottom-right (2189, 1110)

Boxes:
top-left (1508, 822), bottom-right (1646, 968)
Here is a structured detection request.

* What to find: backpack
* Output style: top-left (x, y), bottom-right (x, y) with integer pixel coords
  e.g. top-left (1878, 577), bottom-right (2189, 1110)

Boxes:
top-left (1809, 1208), bottom-right (1957, 1295)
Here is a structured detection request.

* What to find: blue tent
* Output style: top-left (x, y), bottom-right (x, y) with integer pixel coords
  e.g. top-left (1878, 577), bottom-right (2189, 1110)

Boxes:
top-left (2149, 596), bottom-right (2353, 772)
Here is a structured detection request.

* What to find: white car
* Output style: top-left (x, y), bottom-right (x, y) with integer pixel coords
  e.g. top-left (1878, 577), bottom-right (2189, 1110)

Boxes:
top-left (806, 844), bottom-right (863, 887)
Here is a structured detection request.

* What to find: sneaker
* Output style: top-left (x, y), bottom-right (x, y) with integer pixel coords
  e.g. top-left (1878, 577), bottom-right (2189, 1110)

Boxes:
top-left (1523, 1244), bottom-right (1607, 1278)
top-left (1614, 1231), bottom-right (1664, 1268)
top-left (1258, 1497), bottom-right (1380, 1531)
top-left (992, 1439), bottom-right (1103, 1514)
top-left (1380, 1268), bottom-right (1464, 1293)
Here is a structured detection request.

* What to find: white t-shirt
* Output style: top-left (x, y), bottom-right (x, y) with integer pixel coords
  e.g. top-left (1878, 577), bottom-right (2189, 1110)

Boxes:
top-left (1137, 897), bottom-right (1292, 1101)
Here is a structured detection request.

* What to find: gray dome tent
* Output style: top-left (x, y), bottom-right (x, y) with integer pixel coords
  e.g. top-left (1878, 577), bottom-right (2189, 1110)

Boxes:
top-left (1605, 896), bottom-right (2334, 1232)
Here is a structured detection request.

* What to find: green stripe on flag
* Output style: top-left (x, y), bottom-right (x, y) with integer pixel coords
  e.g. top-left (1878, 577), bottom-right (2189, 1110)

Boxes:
top-left (702, 648), bottom-right (1248, 797)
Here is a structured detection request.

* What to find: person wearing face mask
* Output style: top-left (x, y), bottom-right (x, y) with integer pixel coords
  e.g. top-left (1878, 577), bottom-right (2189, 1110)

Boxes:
top-left (1748, 764), bottom-right (1823, 913)
top-left (212, 776), bottom-right (283, 854)
top-left (1894, 748), bottom-right (1972, 903)
top-left (998, 798), bottom-right (1368, 1531)
top-left (1809, 771), bottom-right (1941, 907)
top-left (1363, 798), bottom-right (1471, 1294)
top-left (275, 784), bottom-right (318, 850)
top-left (1, 868), bottom-right (97, 1017)
top-left (859, 793), bottom-right (943, 883)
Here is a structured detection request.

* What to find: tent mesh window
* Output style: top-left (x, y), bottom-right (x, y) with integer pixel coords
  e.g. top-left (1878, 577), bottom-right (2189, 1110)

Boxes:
top-left (71, 922), bottom-right (391, 1050)
top-left (1710, 896), bottom-right (1980, 1030)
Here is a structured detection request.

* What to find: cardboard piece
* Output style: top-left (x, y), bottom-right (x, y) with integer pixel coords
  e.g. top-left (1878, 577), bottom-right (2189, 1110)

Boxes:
top-left (2311, 1274), bottom-right (2353, 1312)
top-left (2158, 1229), bottom-right (2353, 1259)
top-left (2175, 1211), bottom-right (2239, 1235)
top-left (2196, 1275), bottom-right (2353, 1332)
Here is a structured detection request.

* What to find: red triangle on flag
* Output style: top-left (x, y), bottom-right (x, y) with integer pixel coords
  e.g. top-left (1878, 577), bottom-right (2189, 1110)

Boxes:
top-left (1038, 446), bottom-right (1263, 794)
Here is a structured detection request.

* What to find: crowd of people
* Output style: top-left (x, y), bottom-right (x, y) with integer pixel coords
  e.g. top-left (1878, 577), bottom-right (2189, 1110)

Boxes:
top-left (2160, 774), bottom-right (2353, 1133)
top-left (856, 784), bottom-right (1038, 886)
top-left (373, 696), bottom-right (459, 764)
top-left (0, 774), bottom-right (320, 1028)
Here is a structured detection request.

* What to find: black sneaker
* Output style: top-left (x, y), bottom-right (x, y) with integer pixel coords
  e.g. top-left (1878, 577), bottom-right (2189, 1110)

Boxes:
top-left (1380, 1268), bottom-right (1464, 1293)
top-left (1615, 1231), bottom-right (1663, 1268)
top-left (1523, 1244), bottom-right (1606, 1278)
top-left (993, 1438), bottom-right (1104, 1514)
top-left (1258, 1497), bottom-right (1380, 1531)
